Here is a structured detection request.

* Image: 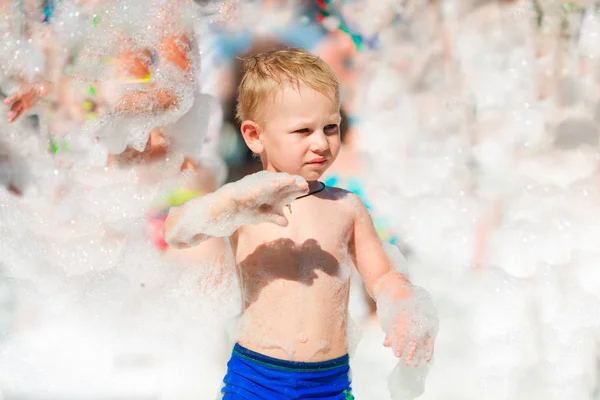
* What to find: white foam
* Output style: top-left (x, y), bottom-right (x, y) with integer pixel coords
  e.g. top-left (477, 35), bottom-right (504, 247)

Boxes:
top-left (4, 0), bottom-right (600, 398)
top-left (0, 2), bottom-right (233, 398)
top-left (165, 171), bottom-right (308, 246)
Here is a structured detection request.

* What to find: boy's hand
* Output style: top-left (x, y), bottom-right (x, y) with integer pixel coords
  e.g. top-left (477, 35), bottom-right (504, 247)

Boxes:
top-left (234, 172), bottom-right (309, 227)
top-left (163, 172), bottom-right (308, 248)
top-left (384, 314), bottom-right (435, 367)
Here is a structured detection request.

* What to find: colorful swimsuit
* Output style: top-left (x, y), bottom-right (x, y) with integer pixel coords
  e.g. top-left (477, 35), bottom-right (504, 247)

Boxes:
top-left (222, 343), bottom-right (354, 400)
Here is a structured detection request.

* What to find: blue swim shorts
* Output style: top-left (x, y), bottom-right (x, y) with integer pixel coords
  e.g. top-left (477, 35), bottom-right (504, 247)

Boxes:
top-left (221, 343), bottom-right (354, 400)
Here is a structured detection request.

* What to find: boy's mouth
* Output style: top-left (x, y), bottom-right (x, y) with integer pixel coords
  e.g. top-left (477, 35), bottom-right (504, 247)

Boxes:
top-left (307, 158), bottom-right (327, 165)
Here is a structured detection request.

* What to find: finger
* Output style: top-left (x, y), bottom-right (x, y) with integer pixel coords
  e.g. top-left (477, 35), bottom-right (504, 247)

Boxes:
top-left (4, 93), bottom-right (20, 105)
top-left (282, 184), bottom-right (308, 194)
top-left (13, 109), bottom-right (23, 122)
top-left (405, 341), bottom-right (417, 365)
top-left (426, 337), bottom-right (434, 362)
top-left (7, 104), bottom-right (23, 123)
top-left (394, 334), bottom-right (406, 358)
top-left (297, 181), bottom-right (309, 192)
top-left (10, 101), bottom-right (23, 114)
top-left (394, 335), bottom-right (406, 358)
top-left (296, 179), bottom-right (308, 188)
top-left (274, 215), bottom-right (288, 227)
top-left (404, 344), bottom-right (414, 366)
top-left (395, 342), bottom-right (404, 358)
top-left (242, 189), bottom-right (260, 205)
top-left (413, 353), bottom-right (421, 367)
top-left (383, 331), bottom-right (391, 347)
top-left (414, 340), bottom-right (427, 367)
top-left (270, 176), bottom-right (292, 187)
top-left (279, 186), bottom-right (305, 198)
top-left (267, 213), bottom-right (288, 227)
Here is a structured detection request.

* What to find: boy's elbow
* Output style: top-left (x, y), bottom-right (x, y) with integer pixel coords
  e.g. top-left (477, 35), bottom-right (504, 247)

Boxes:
top-left (163, 208), bottom-right (180, 236)
top-left (163, 208), bottom-right (187, 248)
top-left (163, 211), bottom-right (208, 249)
top-left (163, 227), bottom-right (187, 249)
top-left (164, 232), bottom-right (208, 249)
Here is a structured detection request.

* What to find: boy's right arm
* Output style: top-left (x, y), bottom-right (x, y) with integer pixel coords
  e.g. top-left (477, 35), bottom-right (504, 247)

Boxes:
top-left (163, 171), bottom-right (308, 249)
top-left (163, 187), bottom-right (233, 248)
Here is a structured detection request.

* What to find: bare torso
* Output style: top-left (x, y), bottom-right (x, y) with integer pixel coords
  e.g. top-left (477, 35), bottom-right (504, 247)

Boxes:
top-left (231, 186), bottom-right (356, 361)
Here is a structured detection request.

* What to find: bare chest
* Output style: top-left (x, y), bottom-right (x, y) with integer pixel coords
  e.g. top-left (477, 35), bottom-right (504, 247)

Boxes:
top-left (235, 199), bottom-right (353, 261)
top-left (232, 199), bottom-right (354, 291)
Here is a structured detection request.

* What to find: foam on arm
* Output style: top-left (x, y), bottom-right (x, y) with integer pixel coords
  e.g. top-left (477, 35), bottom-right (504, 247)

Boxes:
top-left (351, 199), bottom-right (438, 342)
top-left (163, 186), bottom-right (236, 249)
top-left (350, 195), bottom-right (438, 399)
top-left (164, 171), bottom-right (307, 249)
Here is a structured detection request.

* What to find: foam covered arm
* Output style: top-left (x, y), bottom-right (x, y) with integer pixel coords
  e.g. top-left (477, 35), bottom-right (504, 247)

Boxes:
top-left (163, 186), bottom-right (236, 249)
top-left (164, 171), bottom-right (309, 249)
top-left (350, 195), bottom-right (438, 366)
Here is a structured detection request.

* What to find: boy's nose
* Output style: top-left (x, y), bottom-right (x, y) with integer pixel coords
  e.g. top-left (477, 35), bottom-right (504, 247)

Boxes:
top-left (310, 131), bottom-right (329, 153)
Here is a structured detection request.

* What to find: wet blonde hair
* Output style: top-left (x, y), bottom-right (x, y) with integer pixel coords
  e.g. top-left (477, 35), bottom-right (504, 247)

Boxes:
top-left (236, 47), bottom-right (340, 123)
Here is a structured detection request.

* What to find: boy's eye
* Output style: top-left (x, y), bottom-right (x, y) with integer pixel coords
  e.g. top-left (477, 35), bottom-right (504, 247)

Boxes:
top-left (325, 124), bottom-right (339, 132)
top-left (293, 128), bottom-right (310, 133)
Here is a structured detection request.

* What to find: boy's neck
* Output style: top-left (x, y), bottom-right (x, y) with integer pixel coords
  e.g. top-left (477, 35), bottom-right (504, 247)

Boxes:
top-left (307, 180), bottom-right (324, 194)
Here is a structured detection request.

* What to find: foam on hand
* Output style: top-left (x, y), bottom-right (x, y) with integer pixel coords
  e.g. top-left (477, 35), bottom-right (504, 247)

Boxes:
top-left (165, 171), bottom-right (308, 247)
top-left (373, 245), bottom-right (439, 400)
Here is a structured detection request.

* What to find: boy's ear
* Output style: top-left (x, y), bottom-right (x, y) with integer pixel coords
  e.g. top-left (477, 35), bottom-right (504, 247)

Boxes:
top-left (240, 120), bottom-right (264, 154)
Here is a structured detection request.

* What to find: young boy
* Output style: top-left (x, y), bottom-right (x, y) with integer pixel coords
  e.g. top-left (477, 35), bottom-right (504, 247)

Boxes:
top-left (163, 47), bottom-right (435, 399)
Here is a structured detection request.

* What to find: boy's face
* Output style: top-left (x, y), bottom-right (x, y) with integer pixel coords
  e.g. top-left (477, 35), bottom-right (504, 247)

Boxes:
top-left (251, 84), bottom-right (341, 181)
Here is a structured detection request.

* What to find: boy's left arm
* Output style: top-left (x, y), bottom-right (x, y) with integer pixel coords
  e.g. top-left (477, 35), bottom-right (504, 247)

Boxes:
top-left (349, 196), bottom-right (436, 366)
top-left (350, 199), bottom-right (410, 300)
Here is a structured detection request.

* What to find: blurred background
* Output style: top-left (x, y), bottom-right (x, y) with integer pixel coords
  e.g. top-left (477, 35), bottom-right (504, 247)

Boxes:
top-left (1, 0), bottom-right (600, 399)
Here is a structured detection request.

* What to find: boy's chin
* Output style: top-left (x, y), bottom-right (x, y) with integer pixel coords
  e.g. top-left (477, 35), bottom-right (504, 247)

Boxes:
top-left (299, 169), bottom-right (327, 182)
top-left (270, 164), bottom-right (330, 181)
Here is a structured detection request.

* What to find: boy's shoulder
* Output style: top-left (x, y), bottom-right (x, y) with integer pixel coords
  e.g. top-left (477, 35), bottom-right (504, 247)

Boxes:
top-left (321, 186), bottom-right (368, 215)
top-left (323, 185), bottom-right (356, 198)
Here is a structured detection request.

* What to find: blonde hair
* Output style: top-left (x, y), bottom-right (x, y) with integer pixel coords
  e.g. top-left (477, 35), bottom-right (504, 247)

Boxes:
top-left (236, 47), bottom-right (340, 123)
